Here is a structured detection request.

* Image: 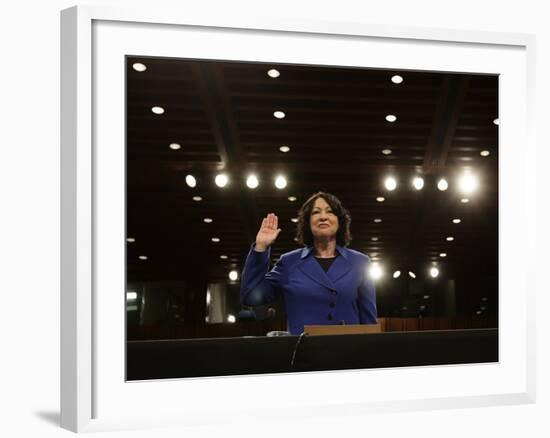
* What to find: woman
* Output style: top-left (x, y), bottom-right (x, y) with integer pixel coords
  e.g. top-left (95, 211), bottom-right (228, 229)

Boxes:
top-left (240, 191), bottom-right (377, 335)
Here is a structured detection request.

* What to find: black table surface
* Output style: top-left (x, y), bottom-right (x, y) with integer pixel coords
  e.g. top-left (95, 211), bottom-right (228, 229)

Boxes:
top-left (126, 328), bottom-right (498, 380)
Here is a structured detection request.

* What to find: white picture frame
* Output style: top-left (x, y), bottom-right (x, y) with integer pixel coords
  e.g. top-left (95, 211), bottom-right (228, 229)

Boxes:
top-left (61, 4), bottom-right (536, 433)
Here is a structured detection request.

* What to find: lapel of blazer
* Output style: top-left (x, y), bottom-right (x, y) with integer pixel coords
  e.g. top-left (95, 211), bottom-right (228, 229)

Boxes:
top-left (328, 245), bottom-right (352, 283)
top-left (297, 246), bottom-right (336, 291)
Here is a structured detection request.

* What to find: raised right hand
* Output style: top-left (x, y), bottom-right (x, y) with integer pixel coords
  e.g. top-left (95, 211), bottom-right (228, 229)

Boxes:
top-left (255, 213), bottom-right (282, 252)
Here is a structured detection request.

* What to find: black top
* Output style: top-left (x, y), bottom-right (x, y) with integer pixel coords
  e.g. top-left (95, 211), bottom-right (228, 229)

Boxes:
top-left (314, 255), bottom-right (338, 272)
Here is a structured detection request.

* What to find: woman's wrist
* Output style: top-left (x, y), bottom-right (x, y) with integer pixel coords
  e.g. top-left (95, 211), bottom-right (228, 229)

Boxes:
top-left (254, 242), bottom-right (268, 252)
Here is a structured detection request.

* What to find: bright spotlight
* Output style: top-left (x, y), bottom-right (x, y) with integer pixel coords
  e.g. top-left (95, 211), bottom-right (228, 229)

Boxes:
top-left (228, 270), bottom-right (239, 281)
top-left (430, 267), bottom-right (439, 278)
top-left (369, 263), bottom-right (383, 280)
top-left (412, 176), bottom-right (424, 190)
top-left (384, 176), bottom-right (397, 191)
top-left (408, 271), bottom-right (416, 279)
top-left (215, 173), bottom-right (229, 188)
top-left (437, 178), bottom-right (448, 191)
top-left (227, 314), bottom-right (236, 323)
top-left (458, 172), bottom-right (479, 194)
top-left (126, 292), bottom-right (137, 301)
top-left (246, 174), bottom-right (259, 189)
top-left (393, 270), bottom-right (401, 278)
top-left (185, 174), bottom-right (197, 188)
top-left (275, 175), bottom-right (287, 189)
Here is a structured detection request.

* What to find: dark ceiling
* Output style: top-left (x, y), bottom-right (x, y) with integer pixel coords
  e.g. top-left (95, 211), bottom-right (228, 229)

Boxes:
top-left (125, 56), bottom-right (498, 296)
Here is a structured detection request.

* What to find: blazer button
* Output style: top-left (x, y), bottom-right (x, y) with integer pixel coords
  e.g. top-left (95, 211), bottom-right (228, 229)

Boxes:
top-left (327, 315), bottom-right (333, 321)
top-left (329, 302), bottom-right (335, 308)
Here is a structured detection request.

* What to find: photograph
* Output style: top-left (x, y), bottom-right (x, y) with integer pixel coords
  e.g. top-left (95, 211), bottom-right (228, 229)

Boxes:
top-left (124, 57), bottom-right (499, 380)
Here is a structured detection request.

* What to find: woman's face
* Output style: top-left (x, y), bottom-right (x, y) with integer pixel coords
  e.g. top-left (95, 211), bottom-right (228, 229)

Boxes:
top-left (309, 197), bottom-right (339, 241)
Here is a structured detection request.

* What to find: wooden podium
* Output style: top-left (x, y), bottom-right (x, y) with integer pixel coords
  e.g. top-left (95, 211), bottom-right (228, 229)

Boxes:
top-left (303, 323), bottom-right (382, 336)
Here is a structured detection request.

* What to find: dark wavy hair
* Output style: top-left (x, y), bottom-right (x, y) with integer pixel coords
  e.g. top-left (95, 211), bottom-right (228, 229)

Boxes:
top-left (295, 192), bottom-right (352, 247)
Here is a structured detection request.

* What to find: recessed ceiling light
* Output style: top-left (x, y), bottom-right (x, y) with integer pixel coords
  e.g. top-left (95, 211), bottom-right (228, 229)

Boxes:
top-left (493, 118), bottom-right (499, 125)
top-left (151, 106), bottom-right (165, 115)
top-left (273, 111), bottom-right (286, 119)
top-left (371, 237), bottom-right (379, 241)
top-left (460, 198), bottom-right (470, 203)
top-left (267, 69), bottom-right (280, 78)
top-left (291, 218), bottom-right (298, 223)
top-left (215, 173), bottom-right (229, 188)
top-left (381, 148), bottom-right (392, 155)
top-left (132, 63), bottom-right (147, 72)
top-left (228, 271), bottom-right (239, 281)
top-left (423, 295), bottom-right (430, 299)
top-left (203, 218), bottom-right (213, 223)
top-left (384, 176), bottom-right (397, 191)
top-left (126, 237), bottom-right (135, 243)
top-left (169, 143), bottom-right (181, 150)
top-left (279, 145), bottom-right (290, 153)
top-left (376, 197), bottom-right (385, 202)
top-left (408, 271), bottom-right (416, 279)
top-left (288, 196), bottom-right (297, 202)
top-left (391, 75), bottom-right (403, 84)
top-left (192, 196), bottom-right (202, 201)
top-left (185, 174), bottom-right (197, 188)
top-left (439, 253), bottom-right (447, 257)
top-left (385, 114), bottom-right (397, 123)
top-left (138, 255), bottom-right (148, 260)
top-left (220, 255), bottom-right (228, 260)
top-left (437, 178), bottom-right (449, 191)
top-left (127, 291), bottom-right (138, 300)
top-left (452, 218), bottom-right (461, 224)
top-left (393, 270), bottom-right (401, 278)
top-left (412, 176), bottom-right (424, 190)
top-left (446, 236), bottom-right (454, 241)
top-left (368, 262), bottom-right (383, 280)
top-left (458, 172), bottom-right (479, 194)
top-left (246, 174), bottom-right (259, 189)
top-left (275, 175), bottom-right (287, 189)
top-left (476, 310), bottom-right (482, 315)
top-left (480, 150), bottom-right (490, 157)
top-left (373, 218), bottom-right (382, 223)
top-left (430, 267), bottom-right (439, 278)
top-left (227, 314), bottom-right (237, 323)
top-left (211, 237), bottom-right (221, 243)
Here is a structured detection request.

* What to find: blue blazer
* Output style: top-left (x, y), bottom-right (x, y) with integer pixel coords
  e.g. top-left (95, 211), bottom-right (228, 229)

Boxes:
top-left (240, 244), bottom-right (377, 335)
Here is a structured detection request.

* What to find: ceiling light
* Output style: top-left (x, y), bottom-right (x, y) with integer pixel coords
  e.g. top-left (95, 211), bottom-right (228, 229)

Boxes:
top-left (439, 253), bottom-right (447, 257)
top-left (220, 255), bottom-right (228, 260)
top-left (373, 218), bottom-right (382, 223)
top-left (246, 174), bottom-right (259, 189)
top-left (192, 196), bottom-right (202, 201)
top-left (476, 310), bottom-right (482, 315)
top-left (423, 295), bottom-right (430, 299)
top-left (126, 237), bottom-right (135, 243)
top-left (452, 218), bottom-right (461, 224)
top-left (138, 255), bottom-right (148, 260)
top-left (273, 111), bottom-right (286, 119)
top-left (412, 176), bottom-right (424, 190)
top-left (376, 197), bottom-right (385, 202)
top-left (446, 236), bottom-right (454, 241)
top-left (267, 69), bottom-right (280, 78)
top-left (288, 196), bottom-right (297, 202)
top-left (408, 271), bottom-right (416, 279)
top-left (291, 218), bottom-right (298, 223)
top-left (430, 267), bottom-right (439, 278)
top-left (215, 173), bottom-right (229, 188)
top-left (228, 270), bottom-right (239, 281)
top-left (493, 118), bottom-right (499, 125)
top-left (127, 292), bottom-right (138, 301)
top-left (480, 150), bottom-right (490, 157)
top-left (211, 237), bottom-right (221, 243)
top-left (371, 237), bottom-right (379, 241)
top-left (185, 174), bottom-right (197, 188)
top-left (151, 106), bottom-right (165, 115)
top-left (169, 143), bottom-right (181, 150)
top-left (391, 75), bottom-right (403, 84)
top-left (368, 262), bottom-right (383, 280)
top-left (279, 145), bottom-right (290, 153)
top-left (437, 178), bottom-right (449, 191)
top-left (385, 114), bottom-right (397, 123)
top-left (381, 148), bottom-right (392, 155)
top-left (384, 176), bottom-right (397, 191)
top-left (460, 198), bottom-right (470, 203)
top-left (203, 218), bottom-right (213, 223)
top-left (393, 270), bottom-right (401, 278)
top-left (275, 175), bottom-right (287, 189)
top-left (132, 62), bottom-right (147, 72)
top-left (458, 172), bottom-right (479, 194)
top-left (227, 314), bottom-right (237, 323)
top-left (481, 297), bottom-right (488, 301)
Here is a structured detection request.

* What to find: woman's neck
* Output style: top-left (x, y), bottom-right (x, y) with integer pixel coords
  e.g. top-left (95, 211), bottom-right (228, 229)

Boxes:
top-left (313, 238), bottom-right (337, 258)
